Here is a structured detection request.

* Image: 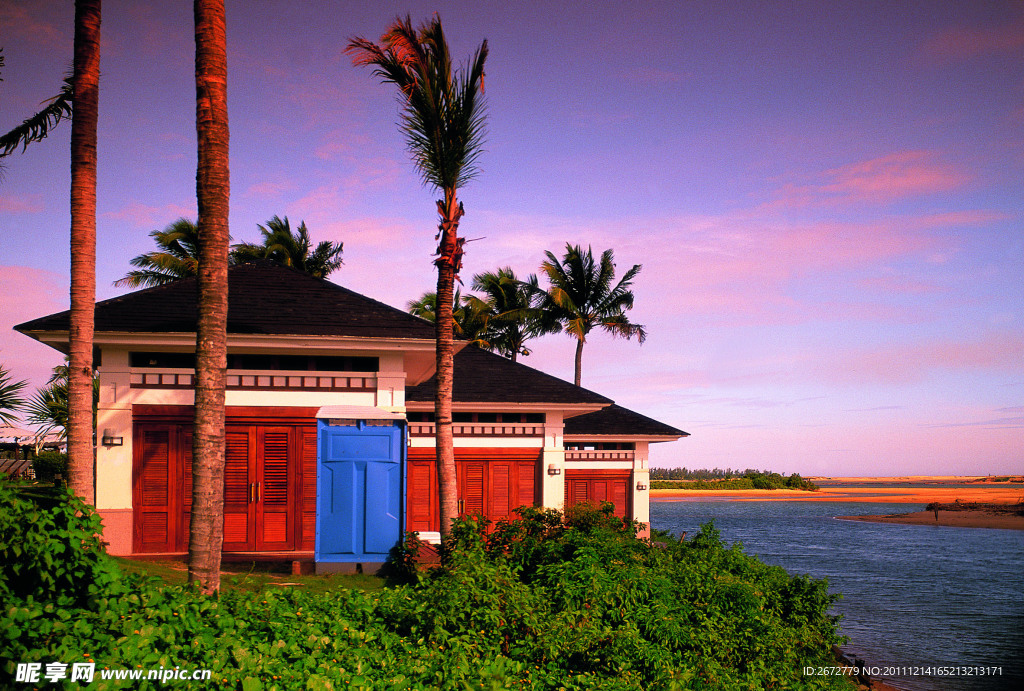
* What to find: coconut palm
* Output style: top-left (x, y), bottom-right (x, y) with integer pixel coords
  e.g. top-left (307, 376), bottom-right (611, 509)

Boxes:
top-left (114, 218), bottom-right (204, 288)
top-left (407, 289), bottom-right (491, 348)
top-left (0, 6), bottom-right (99, 502)
top-left (67, 0), bottom-right (101, 505)
top-left (232, 215), bottom-right (343, 279)
top-left (0, 69), bottom-right (73, 157)
top-left (541, 244), bottom-right (646, 386)
top-left (117, 216), bottom-right (341, 288)
top-left (348, 16), bottom-right (488, 539)
top-left (24, 361), bottom-right (98, 438)
top-left (0, 365), bottom-right (27, 426)
top-left (466, 268), bottom-right (551, 362)
top-left (189, 0), bottom-right (230, 594)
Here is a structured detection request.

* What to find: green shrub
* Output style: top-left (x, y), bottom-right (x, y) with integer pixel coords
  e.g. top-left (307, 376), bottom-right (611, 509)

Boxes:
top-left (0, 481), bottom-right (123, 608)
top-left (2, 497), bottom-right (854, 691)
top-left (31, 451), bottom-right (67, 484)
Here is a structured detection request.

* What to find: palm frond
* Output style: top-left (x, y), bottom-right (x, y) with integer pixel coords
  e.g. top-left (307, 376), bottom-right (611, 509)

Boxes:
top-left (0, 72), bottom-right (73, 157)
top-left (347, 16), bottom-right (487, 195)
top-left (0, 365), bottom-right (28, 426)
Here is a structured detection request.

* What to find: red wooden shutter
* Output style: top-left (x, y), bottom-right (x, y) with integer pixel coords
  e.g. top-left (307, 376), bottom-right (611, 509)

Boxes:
top-left (134, 427), bottom-right (173, 552)
top-left (222, 429), bottom-right (253, 550)
top-left (489, 463), bottom-right (511, 519)
top-left (517, 462), bottom-right (535, 507)
top-left (257, 428), bottom-right (293, 549)
top-left (406, 460), bottom-right (436, 532)
top-left (461, 463), bottom-right (485, 515)
top-left (177, 429), bottom-right (193, 551)
top-left (300, 426), bottom-right (317, 550)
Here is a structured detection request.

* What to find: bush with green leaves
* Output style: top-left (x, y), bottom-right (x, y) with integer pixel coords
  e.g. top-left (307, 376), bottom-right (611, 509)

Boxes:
top-left (2, 483), bottom-right (855, 690)
top-left (31, 450), bottom-right (68, 484)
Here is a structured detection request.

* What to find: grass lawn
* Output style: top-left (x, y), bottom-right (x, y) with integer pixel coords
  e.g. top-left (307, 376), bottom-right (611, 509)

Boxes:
top-left (112, 557), bottom-right (386, 594)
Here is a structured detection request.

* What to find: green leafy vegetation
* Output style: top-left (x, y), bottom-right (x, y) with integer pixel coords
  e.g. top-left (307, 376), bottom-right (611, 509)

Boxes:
top-left (652, 470), bottom-right (819, 492)
top-left (30, 451), bottom-right (67, 484)
top-left (2, 482), bottom-right (852, 689)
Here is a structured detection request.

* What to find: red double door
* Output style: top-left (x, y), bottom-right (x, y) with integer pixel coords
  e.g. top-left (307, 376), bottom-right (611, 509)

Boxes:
top-left (564, 470), bottom-right (632, 519)
top-left (133, 418), bottom-right (315, 554)
top-left (406, 448), bottom-right (539, 533)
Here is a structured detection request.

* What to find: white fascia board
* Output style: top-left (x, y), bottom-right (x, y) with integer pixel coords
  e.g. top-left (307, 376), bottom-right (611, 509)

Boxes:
top-left (564, 434), bottom-right (686, 443)
top-left (27, 330), bottom-right (438, 354)
top-left (316, 405), bottom-right (407, 420)
top-left (404, 402), bottom-right (607, 414)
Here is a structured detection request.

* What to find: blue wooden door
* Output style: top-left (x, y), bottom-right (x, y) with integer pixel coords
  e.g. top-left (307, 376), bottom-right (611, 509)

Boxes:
top-left (315, 419), bottom-right (404, 563)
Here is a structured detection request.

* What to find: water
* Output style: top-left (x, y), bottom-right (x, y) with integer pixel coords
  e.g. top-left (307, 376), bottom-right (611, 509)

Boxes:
top-left (650, 500), bottom-right (1024, 691)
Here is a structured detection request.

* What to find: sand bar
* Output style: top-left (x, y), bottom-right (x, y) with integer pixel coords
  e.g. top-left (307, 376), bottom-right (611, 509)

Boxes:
top-left (651, 479), bottom-right (1024, 504)
top-left (837, 509), bottom-right (1024, 531)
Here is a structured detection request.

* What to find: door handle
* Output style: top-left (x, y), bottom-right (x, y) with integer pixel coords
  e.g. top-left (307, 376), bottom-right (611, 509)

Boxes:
top-left (255, 481), bottom-right (261, 503)
top-left (249, 483), bottom-right (255, 503)
top-left (458, 499), bottom-right (464, 514)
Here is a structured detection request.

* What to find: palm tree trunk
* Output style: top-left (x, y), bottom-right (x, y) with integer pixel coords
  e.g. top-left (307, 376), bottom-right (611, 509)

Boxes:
top-left (67, 0), bottom-right (101, 505)
top-left (189, 0), bottom-right (229, 595)
top-left (434, 193), bottom-right (463, 541)
top-left (574, 338), bottom-right (584, 387)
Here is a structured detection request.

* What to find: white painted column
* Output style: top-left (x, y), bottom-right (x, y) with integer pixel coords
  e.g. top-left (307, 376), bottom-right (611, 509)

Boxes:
top-left (632, 441), bottom-right (651, 538)
top-left (95, 348), bottom-right (134, 554)
top-left (540, 411), bottom-right (565, 511)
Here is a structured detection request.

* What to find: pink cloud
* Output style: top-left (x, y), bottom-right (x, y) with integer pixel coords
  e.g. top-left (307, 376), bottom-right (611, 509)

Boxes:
top-left (244, 179), bottom-right (297, 199)
top-left (919, 17), bottom-right (1024, 64)
top-left (0, 5), bottom-right (64, 48)
top-left (0, 193), bottom-right (43, 214)
top-left (856, 275), bottom-right (943, 295)
top-left (0, 265), bottom-right (67, 397)
top-left (810, 332), bottom-right (1024, 385)
top-left (768, 151), bottom-right (970, 208)
top-left (103, 202), bottom-right (196, 229)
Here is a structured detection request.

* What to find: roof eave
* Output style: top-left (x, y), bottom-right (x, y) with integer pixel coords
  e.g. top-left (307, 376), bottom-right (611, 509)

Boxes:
top-left (17, 329), bottom-right (440, 352)
top-left (564, 433), bottom-right (689, 443)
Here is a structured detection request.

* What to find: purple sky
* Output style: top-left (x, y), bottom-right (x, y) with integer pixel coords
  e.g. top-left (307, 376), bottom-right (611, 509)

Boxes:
top-left (2, 1), bottom-right (1022, 476)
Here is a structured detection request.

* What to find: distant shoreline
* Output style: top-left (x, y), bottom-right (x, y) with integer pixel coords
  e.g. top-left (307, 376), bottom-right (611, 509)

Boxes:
top-left (837, 504), bottom-right (1024, 531)
top-left (650, 477), bottom-right (1024, 504)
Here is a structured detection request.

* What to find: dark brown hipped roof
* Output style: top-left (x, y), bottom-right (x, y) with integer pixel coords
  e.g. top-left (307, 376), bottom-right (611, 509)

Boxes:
top-left (15, 261), bottom-right (436, 340)
top-left (406, 345), bottom-right (611, 405)
top-left (564, 403), bottom-right (688, 438)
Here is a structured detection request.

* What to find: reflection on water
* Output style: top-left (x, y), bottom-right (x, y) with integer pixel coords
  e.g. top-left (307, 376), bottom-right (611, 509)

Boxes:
top-left (650, 500), bottom-right (1024, 691)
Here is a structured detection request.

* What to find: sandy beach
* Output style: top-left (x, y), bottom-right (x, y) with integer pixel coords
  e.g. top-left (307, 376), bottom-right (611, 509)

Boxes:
top-left (837, 508), bottom-right (1024, 531)
top-left (650, 477), bottom-right (1024, 531)
top-left (650, 477), bottom-right (1024, 504)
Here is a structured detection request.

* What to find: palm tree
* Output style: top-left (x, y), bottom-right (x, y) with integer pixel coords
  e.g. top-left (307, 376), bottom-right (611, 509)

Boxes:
top-left (0, 365), bottom-right (27, 426)
top-left (348, 16), bottom-right (488, 539)
top-left (114, 218), bottom-right (203, 288)
top-left (116, 216), bottom-right (341, 288)
top-left (466, 268), bottom-right (551, 362)
top-left (541, 244), bottom-right (646, 386)
top-left (67, 0), bottom-right (101, 505)
top-left (24, 361), bottom-right (99, 439)
top-left (189, 0), bottom-right (230, 595)
top-left (407, 289), bottom-right (491, 348)
top-left (0, 69), bottom-right (73, 157)
top-left (232, 215), bottom-right (343, 279)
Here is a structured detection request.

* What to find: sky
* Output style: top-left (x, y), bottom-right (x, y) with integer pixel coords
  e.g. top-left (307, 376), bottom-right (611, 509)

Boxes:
top-left (1, 0), bottom-right (1022, 477)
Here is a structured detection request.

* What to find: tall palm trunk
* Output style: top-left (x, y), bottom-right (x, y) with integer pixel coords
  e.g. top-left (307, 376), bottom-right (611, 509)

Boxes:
top-left (574, 338), bottom-right (584, 387)
top-left (189, 0), bottom-right (229, 594)
top-left (68, 0), bottom-right (101, 504)
top-left (435, 192), bottom-right (463, 539)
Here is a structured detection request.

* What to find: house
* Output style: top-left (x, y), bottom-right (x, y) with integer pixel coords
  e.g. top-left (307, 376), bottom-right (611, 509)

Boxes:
top-left (15, 261), bottom-right (687, 570)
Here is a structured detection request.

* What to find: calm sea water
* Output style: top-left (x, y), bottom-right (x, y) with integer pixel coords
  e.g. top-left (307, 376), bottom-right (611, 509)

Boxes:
top-left (650, 500), bottom-right (1024, 691)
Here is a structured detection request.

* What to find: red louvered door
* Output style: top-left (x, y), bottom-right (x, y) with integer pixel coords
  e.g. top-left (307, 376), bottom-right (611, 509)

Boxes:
top-left (133, 426), bottom-right (174, 552)
top-left (256, 427), bottom-right (294, 550)
top-left (459, 462), bottom-right (486, 516)
top-left (221, 428), bottom-right (255, 551)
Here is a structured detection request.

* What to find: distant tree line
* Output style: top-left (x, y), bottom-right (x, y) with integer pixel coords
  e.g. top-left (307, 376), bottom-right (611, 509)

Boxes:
top-left (651, 468), bottom-right (819, 492)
